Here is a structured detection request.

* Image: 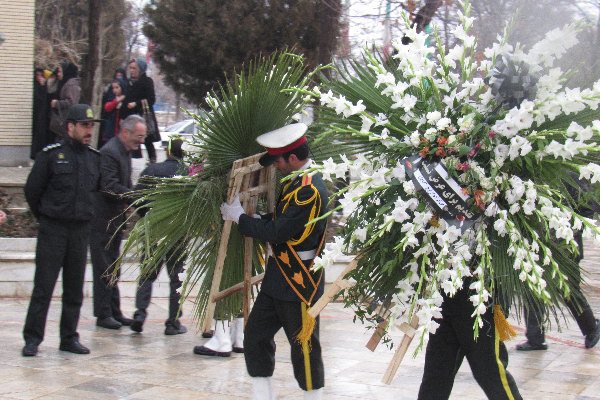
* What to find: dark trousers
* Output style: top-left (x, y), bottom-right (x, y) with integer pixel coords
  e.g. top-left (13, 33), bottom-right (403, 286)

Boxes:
top-left (23, 217), bottom-right (89, 345)
top-left (134, 250), bottom-right (184, 323)
top-left (244, 291), bottom-right (324, 391)
top-left (90, 230), bottom-right (124, 319)
top-left (418, 288), bottom-right (522, 400)
top-left (525, 231), bottom-right (597, 344)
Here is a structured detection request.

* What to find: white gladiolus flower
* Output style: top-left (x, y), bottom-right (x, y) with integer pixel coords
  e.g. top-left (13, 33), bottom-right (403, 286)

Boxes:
top-left (392, 162), bottom-right (406, 182)
top-left (403, 180), bottom-right (416, 195)
top-left (567, 121), bottom-right (593, 141)
top-left (353, 227), bottom-right (368, 243)
top-left (426, 111), bottom-right (442, 124)
top-left (360, 115), bottom-right (374, 132)
top-left (436, 117), bottom-right (452, 130)
top-left (493, 219), bottom-right (507, 236)
top-left (579, 163), bottom-right (600, 183)
top-left (508, 136), bottom-right (532, 160)
top-left (409, 131), bottom-right (421, 147)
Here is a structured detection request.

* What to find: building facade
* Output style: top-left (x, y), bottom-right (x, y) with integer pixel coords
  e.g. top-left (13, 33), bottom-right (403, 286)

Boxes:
top-left (0, 0), bottom-right (35, 166)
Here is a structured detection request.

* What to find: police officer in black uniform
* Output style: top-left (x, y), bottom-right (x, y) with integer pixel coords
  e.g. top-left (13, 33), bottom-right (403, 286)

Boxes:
top-left (130, 138), bottom-right (188, 335)
top-left (22, 104), bottom-right (101, 357)
top-left (221, 123), bottom-right (328, 400)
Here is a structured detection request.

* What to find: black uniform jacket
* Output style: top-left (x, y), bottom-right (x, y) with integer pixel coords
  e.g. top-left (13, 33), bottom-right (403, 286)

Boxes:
top-left (25, 138), bottom-right (100, 222)
top-left (92, 136), bottom-right (132, 234)
top-left (239, 171), bottom-right (329, 303)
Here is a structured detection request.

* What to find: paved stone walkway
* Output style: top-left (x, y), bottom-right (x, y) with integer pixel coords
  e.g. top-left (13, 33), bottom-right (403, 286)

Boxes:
top-left (0, 239), bottom-right (598, 399)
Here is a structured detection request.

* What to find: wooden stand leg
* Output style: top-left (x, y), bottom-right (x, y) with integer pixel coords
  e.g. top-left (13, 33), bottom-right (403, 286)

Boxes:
top-left (308, 259), bottom-right (358, 319)
top-left (382, 315), bottom-right (419, 385)
top-left (366, 319), bottom-right (388, 352)
top-left (242, 196), bottom-right (258, 322)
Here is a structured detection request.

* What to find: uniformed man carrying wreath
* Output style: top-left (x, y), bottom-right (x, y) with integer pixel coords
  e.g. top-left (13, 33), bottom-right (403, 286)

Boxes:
top-left (220, 123), bottom-right (328, 400)
top-left (22, 104), bottom-right (101, 357)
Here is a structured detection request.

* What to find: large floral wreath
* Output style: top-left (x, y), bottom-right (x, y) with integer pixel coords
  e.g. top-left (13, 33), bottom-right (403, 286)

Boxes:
top-left (299, 2), bottom-right (600, 351)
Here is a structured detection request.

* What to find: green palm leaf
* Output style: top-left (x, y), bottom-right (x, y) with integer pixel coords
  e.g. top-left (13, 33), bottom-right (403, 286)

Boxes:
top-left (118, 51), bottom-right (316, 324)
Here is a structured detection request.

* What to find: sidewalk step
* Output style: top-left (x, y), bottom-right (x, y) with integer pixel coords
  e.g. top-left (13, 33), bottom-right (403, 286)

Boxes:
top-left (0, 261), bottom-right (175, 298)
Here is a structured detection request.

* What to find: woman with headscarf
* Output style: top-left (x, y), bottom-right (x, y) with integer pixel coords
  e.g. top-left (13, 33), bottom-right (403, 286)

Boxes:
top-left (49, 62), bottom-right (81, 139)
top-left (100, 77), bottom-right (128, 147)
top-left (99, 68), bottom-right (127, 142)
top-left (30, 68), bottom-right (50, 158)
top-left (123, 58), bottom-right (157, 163)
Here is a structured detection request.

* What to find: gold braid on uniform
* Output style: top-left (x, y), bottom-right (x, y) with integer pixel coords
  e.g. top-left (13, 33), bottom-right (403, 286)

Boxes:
top-left (280, 174), bottom-right (323, 350)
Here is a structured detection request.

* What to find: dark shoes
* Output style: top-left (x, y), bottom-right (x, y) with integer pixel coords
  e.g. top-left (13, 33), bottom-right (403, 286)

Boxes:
top-left (202, 330), bottom-right (214, 338)
top-left (114, 315), bottom-right (133, 326)
top-left (96, 316), bottom-right (122, 330)
top-left (232, 345), bottom-right (244, 354)
top-left (165, 322), bottom-right (187, 336)
top-left (22, 343), bottom-right (38, 357)
top-left (130, 314), bottom-right (145, 333)
top-left (59, 340), bottom-right (90, 354)
top-left (585, 319), bottom-right (600, 349)
top-left (516, 341), bottom-right (548, 351)
top-left (193, 345), bottom-right (231, 357)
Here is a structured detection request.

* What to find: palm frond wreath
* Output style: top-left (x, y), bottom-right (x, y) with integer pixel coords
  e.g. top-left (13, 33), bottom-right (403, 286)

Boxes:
top-left (298, 1), bottom-right (600, 353)
top-left (118, 51), bottom-right (320, 323)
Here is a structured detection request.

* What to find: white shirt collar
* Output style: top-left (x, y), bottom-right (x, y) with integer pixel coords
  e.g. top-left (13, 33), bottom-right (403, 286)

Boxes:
top-left (299, 159), bottom-right (312, 171)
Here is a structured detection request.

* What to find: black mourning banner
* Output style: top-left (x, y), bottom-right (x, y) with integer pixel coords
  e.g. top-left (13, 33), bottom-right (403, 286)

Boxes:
top-left (404, 156), bottom-right (481, 231)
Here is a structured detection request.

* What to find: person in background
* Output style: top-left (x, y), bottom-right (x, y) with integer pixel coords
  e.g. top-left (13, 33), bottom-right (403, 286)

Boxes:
top-left (22, 104), bottom-right (101, 357)
top-left (123, 58), bottom-right (157, 163)
top-left (100, 78), bottom-right (128, 148)
top-left (130, 138), bottom-right (188, 335)
top-left (30, 68), bottom-right (51, 158)
top-left (90, 115), bottom-right (147, 330)
top-left (0, 210), bottom-right (6, 224)
top-left (49, 62), bottom-right (81, 139)
top-left (99, 68), bottom-right (127, 146)
top-left (517, 178), bottom-right (600, 351)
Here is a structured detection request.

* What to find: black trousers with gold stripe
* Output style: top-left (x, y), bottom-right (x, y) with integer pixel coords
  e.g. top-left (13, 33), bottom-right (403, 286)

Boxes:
top-left (244, 291), bottom-right (324, 391)
top-left (418, 286), bottom-right (522, 400)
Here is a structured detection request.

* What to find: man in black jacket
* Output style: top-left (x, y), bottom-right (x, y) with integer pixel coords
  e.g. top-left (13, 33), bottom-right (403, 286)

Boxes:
top-left (90, 114), bottom-right (146, 330)
top-left (130, 138), bottom-right (188, 335)
top-left (221, 123), bottom-right (328, 400)
top-left (22, 104), bottom-right (101, 357)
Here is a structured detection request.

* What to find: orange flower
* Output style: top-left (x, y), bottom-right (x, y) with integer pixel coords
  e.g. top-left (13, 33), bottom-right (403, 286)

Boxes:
top-left (474, 189), bottom-right (486, 210)
top-left (435, 148), bottom-right (447, 157)
top-left (419, 147), bottom-right (430, 157)
top-left (437, 136), bottom-right (448, 146)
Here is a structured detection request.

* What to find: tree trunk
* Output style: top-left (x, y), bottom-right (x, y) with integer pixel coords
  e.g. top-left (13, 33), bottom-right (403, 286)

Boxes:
top-left (413, 0), bottom-right (443, 33)
top-left (83, 0), bottom-right (103, 147)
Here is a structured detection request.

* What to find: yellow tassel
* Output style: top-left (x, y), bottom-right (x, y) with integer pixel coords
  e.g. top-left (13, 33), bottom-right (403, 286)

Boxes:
top-left (493, 304), bottom-right (517, 341)
top-left (296, 303), bottom-right (316, 347)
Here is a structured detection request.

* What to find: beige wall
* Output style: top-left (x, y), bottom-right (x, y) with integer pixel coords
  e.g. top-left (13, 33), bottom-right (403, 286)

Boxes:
top-left (0, 0), bottom-right (34, 155)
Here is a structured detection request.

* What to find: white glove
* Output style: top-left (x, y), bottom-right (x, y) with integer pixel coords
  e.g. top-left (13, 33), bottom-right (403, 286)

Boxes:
top-left (220, 195), bottom-right (244, 223)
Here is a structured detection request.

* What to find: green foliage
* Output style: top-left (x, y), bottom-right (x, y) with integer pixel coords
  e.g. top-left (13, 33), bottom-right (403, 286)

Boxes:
top-left (118, 51), bottom-right (316, 323)
top-left (143, 0), bottom-right (341, 104)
